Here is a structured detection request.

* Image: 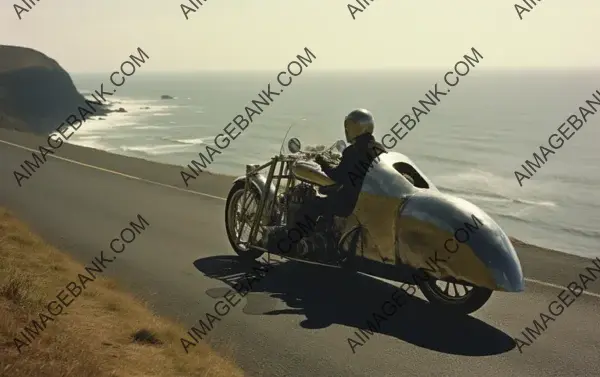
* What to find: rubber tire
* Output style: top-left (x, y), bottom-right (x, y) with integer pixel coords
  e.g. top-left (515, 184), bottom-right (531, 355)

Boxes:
top-left (417, 277), bottom-right (493, 315)
top-left (337, 226), bottom-right (362, 272)
top-left (224, 180), bottom-right (264, 261)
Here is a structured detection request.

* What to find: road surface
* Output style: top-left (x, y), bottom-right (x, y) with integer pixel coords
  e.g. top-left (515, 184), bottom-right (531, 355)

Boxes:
top-left (1, 128), bottom-right (599, 377)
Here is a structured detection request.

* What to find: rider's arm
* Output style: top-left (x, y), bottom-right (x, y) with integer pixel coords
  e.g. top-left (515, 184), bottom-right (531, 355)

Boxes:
top-left (321, 148), bottom-right (352, 183)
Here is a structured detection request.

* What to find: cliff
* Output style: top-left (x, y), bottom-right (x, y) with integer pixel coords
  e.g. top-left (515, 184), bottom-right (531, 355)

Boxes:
top-left (0, 45), bottom-right (109, 134)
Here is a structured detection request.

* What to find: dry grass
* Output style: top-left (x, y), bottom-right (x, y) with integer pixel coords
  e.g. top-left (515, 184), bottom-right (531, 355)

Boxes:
top-left (0, 208), bottom-right (244, 377)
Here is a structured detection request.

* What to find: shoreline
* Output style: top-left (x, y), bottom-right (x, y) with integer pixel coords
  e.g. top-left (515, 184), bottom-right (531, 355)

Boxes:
top-left (1, 127), bottom-right (597, 286)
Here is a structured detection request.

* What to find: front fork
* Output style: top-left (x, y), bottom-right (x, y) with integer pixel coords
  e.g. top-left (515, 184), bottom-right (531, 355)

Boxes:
top-left (238, 157), bottom-right (293, 249)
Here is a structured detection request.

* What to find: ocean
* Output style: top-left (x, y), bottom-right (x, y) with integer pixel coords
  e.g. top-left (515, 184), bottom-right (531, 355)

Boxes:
top-left (66, 70), bottom-right (600, 259)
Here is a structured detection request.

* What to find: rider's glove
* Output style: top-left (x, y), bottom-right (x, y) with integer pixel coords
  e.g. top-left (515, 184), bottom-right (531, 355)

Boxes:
top-left (314, 155), bottom-right (326, 167)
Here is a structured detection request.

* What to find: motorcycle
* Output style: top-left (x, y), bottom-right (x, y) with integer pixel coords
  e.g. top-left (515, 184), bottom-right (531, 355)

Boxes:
top-left (224, 124), bottom-right (524, 315)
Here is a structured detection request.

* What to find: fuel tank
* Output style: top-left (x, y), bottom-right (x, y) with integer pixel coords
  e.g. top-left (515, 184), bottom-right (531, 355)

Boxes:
top-left (291, 160), bottom-right (335, 186)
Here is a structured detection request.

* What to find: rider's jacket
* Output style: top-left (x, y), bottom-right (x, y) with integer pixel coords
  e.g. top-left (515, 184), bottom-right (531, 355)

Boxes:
top-left (320, 133), bottom-right (386, 216)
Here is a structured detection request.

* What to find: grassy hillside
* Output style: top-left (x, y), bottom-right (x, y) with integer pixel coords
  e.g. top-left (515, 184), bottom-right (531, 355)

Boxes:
top-left (0, 207), bottom-right (244, 377)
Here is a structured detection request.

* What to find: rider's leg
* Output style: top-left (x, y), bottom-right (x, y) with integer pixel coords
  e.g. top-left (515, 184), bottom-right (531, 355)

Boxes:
top-left (293, 196), bottom-right (328, 232)
top-left (259, 196), bottom-right (326, 251)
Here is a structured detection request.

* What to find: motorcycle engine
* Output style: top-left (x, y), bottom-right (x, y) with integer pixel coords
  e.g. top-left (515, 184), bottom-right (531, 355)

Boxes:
top-left (285, 183), bottom-right (316, 228)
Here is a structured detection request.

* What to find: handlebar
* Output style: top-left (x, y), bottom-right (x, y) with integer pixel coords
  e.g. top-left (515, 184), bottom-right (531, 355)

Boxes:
top-left (292, 149), bottom-right (341, 170)
top-left (298, 142), bottom-right (339, 157)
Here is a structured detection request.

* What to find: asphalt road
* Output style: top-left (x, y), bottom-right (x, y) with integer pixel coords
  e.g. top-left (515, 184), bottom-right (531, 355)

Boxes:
top-left (1, 128), bottom-right (599, 377)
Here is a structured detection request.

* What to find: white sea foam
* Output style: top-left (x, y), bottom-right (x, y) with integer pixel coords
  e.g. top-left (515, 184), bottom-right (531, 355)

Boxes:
top-left (119, 144), bottom-right (193, 156)
top-left (67, 137), bottom-right (114, 152)
top-left (436, 169), bottom-right (557, 209)
top-left (132, 125), bottom-right (164, 130)
top-left (67, 97), bottom-right (176, 136)
top-left (160, 136), bottom-right (213, 145)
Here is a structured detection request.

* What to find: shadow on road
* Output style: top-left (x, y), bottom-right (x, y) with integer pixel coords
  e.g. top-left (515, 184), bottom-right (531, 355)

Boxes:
top-left (193, 255), bottom-right (516, 356)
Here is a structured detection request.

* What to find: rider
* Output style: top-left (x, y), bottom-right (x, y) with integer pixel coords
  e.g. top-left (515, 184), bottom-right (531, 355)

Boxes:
top-left (259, 109), bottom-right (386, 254)
top-left (296, 108), bottom-right (387, 228)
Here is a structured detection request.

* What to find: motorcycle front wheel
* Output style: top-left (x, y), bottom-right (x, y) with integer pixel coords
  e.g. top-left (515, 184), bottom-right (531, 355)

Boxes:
top-left (417, 276), bottom-right (492, 315)
top-left (225, 181), bottom-right (265, 261)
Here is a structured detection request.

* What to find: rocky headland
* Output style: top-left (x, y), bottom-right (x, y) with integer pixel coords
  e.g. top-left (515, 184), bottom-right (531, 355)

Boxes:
top-left (0, 45), bottom-right (111, 134)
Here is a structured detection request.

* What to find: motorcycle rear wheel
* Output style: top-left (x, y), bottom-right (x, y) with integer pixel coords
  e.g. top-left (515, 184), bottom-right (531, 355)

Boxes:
top-left (225, 181), bottom-right (265, 261)
top-left (417, 276), bottom-right (492, 315)
top-left (337, 225), bottom-right (365, 271)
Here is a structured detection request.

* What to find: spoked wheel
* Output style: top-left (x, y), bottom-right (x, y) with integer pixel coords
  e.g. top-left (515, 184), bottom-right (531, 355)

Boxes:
top-left (224, 181), bottom-right (265, 261)
top-left (417, 276), bottom-right (493, 315)
top-left (337, 225), bottom-right (365, 271)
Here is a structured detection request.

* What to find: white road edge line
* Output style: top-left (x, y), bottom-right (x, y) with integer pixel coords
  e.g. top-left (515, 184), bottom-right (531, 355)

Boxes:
top-left (3, 138), bottom-right (599, 299)
top-left (524, 278), bottom-right (600, 299)
top-left (0, 139), bottom-right (226, 201)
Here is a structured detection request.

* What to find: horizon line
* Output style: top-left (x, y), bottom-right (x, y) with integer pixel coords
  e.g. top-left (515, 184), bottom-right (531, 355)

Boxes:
top-left (69, 67), bottom-right (600, 75)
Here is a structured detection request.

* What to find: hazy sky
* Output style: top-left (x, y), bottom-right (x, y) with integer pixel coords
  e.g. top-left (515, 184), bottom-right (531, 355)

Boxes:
top-left (2, 0), bottom-right (598, 73)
